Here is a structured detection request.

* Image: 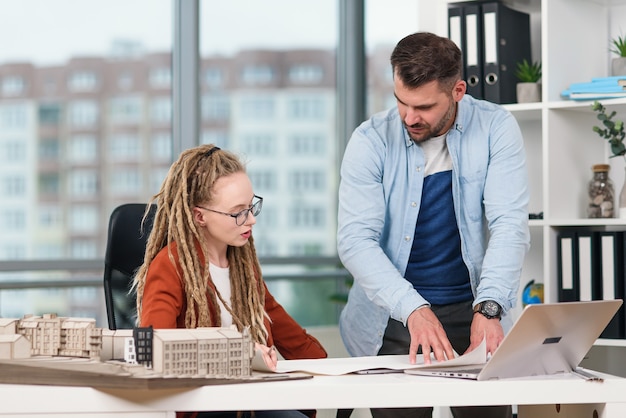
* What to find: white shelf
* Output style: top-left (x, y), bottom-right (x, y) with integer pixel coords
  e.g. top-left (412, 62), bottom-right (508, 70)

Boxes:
top-left (596, 338), bottom-right (626, 347)
top-left (444, 0), bottom-right (626, 346)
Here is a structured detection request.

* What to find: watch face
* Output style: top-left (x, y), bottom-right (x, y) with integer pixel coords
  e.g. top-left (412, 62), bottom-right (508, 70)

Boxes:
top-left (483, 300), bottom-right (501, 317)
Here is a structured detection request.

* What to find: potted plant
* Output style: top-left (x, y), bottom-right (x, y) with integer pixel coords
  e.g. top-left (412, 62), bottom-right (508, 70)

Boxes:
top-left (610, 33), bottom-right (626, 76)
top-left (591, 100), bottom-right (626, 217)
top-left (515, 59), bottom-right (542, 103)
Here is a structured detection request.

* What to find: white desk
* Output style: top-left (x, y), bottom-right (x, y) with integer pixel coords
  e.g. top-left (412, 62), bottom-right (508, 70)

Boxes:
top-left (1, 371), bottom-right (625, 418)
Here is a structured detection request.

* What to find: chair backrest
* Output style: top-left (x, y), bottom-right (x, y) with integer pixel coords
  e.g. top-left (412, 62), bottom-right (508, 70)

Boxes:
top-left (103, 203), bottom-right (156, 330)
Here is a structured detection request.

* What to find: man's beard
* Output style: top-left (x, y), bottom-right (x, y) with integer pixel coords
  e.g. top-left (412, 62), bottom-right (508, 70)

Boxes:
top-left (405, 100), bottom-right (456, 143)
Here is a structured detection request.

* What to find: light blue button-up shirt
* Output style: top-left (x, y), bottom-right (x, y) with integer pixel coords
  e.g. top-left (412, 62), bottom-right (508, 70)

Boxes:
top-left (337, 94), bottom-right (530, 357)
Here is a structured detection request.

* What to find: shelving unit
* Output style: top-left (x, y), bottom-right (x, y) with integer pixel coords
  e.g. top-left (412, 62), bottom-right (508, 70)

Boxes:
top-left (434, 0), bottom-right (626, 355)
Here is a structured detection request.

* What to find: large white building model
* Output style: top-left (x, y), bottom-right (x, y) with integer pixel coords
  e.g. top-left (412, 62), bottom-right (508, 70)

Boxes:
top-left (0, 314), bottom-right (255, 378)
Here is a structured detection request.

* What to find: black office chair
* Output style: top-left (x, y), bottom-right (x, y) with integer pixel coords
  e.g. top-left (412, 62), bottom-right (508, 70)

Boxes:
top-left (103, 203), bottom-right (156, 330)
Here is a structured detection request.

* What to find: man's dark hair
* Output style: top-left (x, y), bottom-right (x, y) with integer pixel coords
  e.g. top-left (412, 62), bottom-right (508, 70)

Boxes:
top-left (390, 32), bottom-right (462, 90)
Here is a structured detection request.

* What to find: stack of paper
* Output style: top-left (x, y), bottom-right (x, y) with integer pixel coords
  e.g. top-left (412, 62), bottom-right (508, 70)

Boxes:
top-left (561, 76), bottom-right (626, 100)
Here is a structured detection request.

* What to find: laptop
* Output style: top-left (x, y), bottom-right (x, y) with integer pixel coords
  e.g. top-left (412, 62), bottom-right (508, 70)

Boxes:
top-left (405, 299), bottom-right (623, 381)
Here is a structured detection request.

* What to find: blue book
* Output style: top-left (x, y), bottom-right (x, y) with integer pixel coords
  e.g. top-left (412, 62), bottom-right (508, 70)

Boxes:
top-left (561, 89), bottom-right (626, 100)
top-left (568, 80), bottom-right (626, 90)
top-left (567, 84), bottom-right (626, 93)
top-left (590, 76), bottom-right (626, 84)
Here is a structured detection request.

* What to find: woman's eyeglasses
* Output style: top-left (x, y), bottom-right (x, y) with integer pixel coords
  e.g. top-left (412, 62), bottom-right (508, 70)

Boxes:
top-left (197, 195), bottom-right (263, 226)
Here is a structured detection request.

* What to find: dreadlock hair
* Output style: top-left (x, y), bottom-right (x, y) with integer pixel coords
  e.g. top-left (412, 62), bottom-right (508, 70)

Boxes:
top-left (133, 144), bottom-right (269, 344)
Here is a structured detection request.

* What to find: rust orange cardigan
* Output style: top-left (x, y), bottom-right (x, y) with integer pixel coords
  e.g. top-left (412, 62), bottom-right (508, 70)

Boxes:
top-left (140, 243), bottom-right (328, 418)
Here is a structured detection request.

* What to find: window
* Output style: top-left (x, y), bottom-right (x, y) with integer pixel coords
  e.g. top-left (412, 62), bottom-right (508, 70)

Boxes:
top-left (149, 67), bottom-right (171, 88)
top-left (200, 130), bottom-right (229, 148)
top-left (248, 169), bottom-right (276, 192)
top-left (68, 71), bottom-right (98, 91)
top-left (39, 103), bottom-right (61, 125)
top-left (240, 97), bottom-right (274, 120)
top-left (68, 169), bottom-right (98, 197)
top-left (2, 76), bottom-right (25, 95)
top-left (110, 169), bottom-right (141, 194)
top-left (2, 140), bottom-right (26, 162)
top-left (1, 244), bottom-right (26, 260)
top-left (288, 65), bottom-right (323, 84)
top-left (204, 67), bottom-right (224, 88)
top-left (288, 133), bottom-right (325, 155)
top-left (365, 0), bottom-right (420, 115)
top-left (201, 94), bottom-right (230, 121)
top-left (67, 100), bottom-right (98, 127)
top-left (151, 132), bottom-right (172, 161)
top-left (39, 173), bottom-right (60, 195)
top-left (2, 175), bottom-right (26, 197)
top-left (109, 95), bottom-right (143, 124)
top-left (289, 242), bottom-right (323, 256)
top-left (241, 65), bottom-right (274, 85)
top-left (108, 134), bottom-right (140, 161)
top-left (69, 205), bottom-right (99, 233)
top-left (289, 170), bottom-right (325, 191)
top-left (39, 138), bottom-right (60, 161)
top-left (0, 104), bottom-right (29, 129)
top-left (68, 135), bottom-right (97, 162)
top-left (287, 96), bottom-right (325, 120)
top-left (289, 206), bottom-right (325, 228)
top-left (38, 204), bottom-right (62, 228)
top-left (70, 239), bottom-right (97, 259)
top-left (1, 209), bottom-right (25, 231)
top-left (150, 96), bottom-right (171, 123)
top-left (35, 243), bottom-right (63, 259)
top-left (241, 133), bottom-right (275, 156)
top-left (117, 72), bottom-right (134, 89)
top-left (150, 167), bottom-right (170, 194)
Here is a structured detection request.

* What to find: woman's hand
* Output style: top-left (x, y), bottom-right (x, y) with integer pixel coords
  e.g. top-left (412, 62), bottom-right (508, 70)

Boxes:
top-left (255, 342), bottom-right (278, 371)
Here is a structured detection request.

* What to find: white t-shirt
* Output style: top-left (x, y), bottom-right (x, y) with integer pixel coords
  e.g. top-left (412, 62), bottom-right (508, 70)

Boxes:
top-left (209, 263), bottom-right (233, 327)
top-left (420, 132), bottom-right (452, 176)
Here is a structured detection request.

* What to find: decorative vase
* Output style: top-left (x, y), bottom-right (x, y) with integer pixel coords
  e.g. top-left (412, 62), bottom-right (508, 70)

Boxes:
top-left (516, 82), bottom-right (541, 103)
top-left (612, 57), bottom-right (626, 76)
top-left (587, 164), bottom-right (614, 218)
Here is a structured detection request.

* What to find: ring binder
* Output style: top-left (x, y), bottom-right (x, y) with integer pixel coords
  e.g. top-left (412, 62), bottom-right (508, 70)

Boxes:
top-left (481, 2), bottom-right (531, 104)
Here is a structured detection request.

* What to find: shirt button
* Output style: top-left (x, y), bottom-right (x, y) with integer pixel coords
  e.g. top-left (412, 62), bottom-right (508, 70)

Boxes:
top-left (416, 166), bottom-right (422, 172)
top-left (404, 236), bottom-right (411, 241)
top-left (411, 202), bottom-right (417, 207)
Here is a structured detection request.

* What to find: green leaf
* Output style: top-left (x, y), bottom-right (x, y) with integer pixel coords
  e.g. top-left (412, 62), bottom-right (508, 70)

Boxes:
top-left (591, 101), bottom-right (626, 159)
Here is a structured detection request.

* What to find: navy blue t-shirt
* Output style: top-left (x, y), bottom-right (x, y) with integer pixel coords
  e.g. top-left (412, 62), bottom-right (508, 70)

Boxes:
top-left (405, 170), bottom-right (472, 305)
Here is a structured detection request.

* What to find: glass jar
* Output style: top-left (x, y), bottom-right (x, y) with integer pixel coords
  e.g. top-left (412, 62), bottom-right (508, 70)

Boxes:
top-left (587, 164), bottom-right (614, 218)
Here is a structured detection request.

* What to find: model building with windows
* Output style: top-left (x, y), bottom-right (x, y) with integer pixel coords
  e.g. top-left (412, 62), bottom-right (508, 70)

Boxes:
top-left (0, 314), bottom-right (255, 379)
top-left (104, 326), bottom-right (254, 378)
top-left (0, 313), bottom-right (101, 359)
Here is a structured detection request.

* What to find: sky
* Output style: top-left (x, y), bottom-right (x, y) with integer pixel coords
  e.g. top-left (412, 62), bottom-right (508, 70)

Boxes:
top-left (0, 0), bottom-right (421, 66)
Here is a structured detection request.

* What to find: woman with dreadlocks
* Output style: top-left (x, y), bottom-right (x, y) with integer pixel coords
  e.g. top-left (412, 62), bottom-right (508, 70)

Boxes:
top-left (133, 144), bottom-right (327, 418)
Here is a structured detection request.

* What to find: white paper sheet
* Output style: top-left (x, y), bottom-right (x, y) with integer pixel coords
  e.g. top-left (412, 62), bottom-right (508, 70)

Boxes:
top-left (258, 338), bottom-right (488, 376)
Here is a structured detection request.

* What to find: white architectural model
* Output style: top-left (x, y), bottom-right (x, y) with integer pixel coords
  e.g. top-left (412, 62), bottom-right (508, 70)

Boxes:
top-left (0, 314), bottom-right (101, 359)
top-left (151, 327), bottom-right (253, 377)
top-left (0, 314), bottom-right (255, 379)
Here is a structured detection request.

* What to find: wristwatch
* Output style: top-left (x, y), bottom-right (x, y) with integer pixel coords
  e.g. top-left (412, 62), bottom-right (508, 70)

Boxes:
top-left (473, 300), bottom-right (502, 319)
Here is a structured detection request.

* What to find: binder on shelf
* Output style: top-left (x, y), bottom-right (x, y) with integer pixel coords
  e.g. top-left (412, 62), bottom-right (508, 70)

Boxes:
top-left (448, 3), bottom-right (466, 80)
top-left (597, 231), bottom-right (625, 339)
top-left (557, 230), bottom-right (579, 302)
top-left (463, 2), bottom-right (484, 100)
top-left (481, 2), bottom-right (531, 104)
top-left (576, 231), bottom-right (601, 302)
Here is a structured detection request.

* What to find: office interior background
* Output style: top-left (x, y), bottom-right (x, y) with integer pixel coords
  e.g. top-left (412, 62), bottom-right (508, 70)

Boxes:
top-left (0, 0), bottom-right (448, 328)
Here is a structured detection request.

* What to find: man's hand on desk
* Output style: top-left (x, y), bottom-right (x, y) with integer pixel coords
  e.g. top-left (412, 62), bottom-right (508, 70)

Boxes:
top-left (407, 306), bottom-right (455, 365)
top-left (467, 313), bottom-right (504, 356)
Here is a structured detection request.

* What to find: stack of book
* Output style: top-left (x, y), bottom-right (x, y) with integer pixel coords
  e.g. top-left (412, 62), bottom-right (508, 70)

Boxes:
top-left (561, 76), bottom-right (626, 100)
